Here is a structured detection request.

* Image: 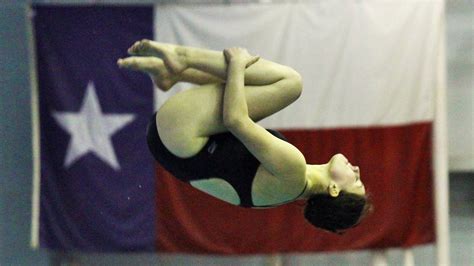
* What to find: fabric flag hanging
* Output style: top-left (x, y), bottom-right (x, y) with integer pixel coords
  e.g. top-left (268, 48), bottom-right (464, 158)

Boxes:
top-left (32, 1), bottom-right (443, 253)
top-left (33, 6), bottom-right (155, 251)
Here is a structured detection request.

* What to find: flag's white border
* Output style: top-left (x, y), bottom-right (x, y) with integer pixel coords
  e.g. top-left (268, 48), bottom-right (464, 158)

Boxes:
top-left (433, 1), bottom-right (450, 265)
top-left (27, 4), bottom-right (41, 249)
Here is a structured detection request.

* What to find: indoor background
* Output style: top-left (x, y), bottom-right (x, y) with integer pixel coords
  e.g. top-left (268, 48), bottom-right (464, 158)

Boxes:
top-left (0, 0), bottom-right (472, 265)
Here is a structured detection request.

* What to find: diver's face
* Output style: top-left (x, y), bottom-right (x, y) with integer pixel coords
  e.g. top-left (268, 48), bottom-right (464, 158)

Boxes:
top-left (328, 154), bottom-right (365, 196)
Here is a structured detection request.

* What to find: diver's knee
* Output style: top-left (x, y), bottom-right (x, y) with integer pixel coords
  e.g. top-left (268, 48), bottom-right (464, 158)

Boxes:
top-left (284, 68), bottom-right (303, 100)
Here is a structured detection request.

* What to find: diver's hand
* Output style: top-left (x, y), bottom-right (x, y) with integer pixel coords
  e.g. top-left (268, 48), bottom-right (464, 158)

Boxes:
top-left (223, 47), bottom-right (260, 68)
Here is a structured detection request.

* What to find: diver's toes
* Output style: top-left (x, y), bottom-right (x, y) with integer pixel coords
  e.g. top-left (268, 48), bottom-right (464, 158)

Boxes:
top-left (117, 58), bottom-right (137, 69)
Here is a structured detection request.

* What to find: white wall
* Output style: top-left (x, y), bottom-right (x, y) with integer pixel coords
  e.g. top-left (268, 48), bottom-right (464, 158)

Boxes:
top-left (446, 0), bottom-right (474, 171)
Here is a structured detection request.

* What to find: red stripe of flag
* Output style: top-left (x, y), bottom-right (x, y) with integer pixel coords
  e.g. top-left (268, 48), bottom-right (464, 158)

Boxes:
top-left (156, 122), bottom-right (434, 253)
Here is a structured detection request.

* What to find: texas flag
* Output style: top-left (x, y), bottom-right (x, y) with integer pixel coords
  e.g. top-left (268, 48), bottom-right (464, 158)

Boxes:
top-left (32, 2), bottom-right (443, 253)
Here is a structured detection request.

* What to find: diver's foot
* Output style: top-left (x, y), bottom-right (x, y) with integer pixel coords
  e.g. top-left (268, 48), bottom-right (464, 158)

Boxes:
top-left (117, 56), bottom-right (178, 92)
top-left (127, 39), bottom-right (187, 74)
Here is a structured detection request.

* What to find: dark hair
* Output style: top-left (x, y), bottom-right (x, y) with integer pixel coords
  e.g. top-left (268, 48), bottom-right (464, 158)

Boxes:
top-left (304, 191), bottom-right (372, 234)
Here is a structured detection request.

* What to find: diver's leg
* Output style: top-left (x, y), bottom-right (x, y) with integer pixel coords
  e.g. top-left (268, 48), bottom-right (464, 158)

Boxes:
top-left (127, 40), bottom-right (299, 86)
top-left (127, 42), bottom-right (303, 158)
top-left (156, 77), bottom-right (302, 158)
top-left (118, 56), bottom-right (222, 91)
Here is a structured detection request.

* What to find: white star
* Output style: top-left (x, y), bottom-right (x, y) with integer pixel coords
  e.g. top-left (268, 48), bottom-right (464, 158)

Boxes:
top-left (52, 81), bottom-right (135, 171)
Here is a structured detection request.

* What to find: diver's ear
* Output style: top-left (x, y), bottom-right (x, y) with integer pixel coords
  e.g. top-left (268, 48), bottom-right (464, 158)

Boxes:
top-left (328, 182), bottom-right (340, 197)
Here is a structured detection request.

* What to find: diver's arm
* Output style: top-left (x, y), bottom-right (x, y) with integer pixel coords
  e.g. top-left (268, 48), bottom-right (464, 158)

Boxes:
top-left (223, 48), bottom-right (306, 180)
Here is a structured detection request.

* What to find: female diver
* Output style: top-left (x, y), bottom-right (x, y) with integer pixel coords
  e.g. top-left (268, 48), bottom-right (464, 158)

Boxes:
top-left (118, 40), bottom-right (371, 234)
